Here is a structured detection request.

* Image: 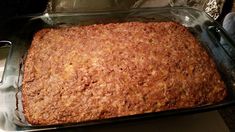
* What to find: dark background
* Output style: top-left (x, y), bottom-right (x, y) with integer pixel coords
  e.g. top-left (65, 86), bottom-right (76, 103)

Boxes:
top-left (0, 0), bottom-right (48, 16)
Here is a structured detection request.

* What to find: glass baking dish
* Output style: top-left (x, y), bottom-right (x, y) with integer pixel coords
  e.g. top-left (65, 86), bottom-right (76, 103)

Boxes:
top-left (0, 7), bottom-right (234, 131)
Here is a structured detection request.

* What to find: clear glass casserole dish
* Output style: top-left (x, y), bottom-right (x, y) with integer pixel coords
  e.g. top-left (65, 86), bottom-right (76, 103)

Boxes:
top-left (0, 7), bottom-right (234, 131)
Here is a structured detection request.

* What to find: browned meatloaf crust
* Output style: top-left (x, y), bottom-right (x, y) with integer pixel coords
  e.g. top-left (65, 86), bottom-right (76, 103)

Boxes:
top-left (22, 22), bottom-right (227, 125)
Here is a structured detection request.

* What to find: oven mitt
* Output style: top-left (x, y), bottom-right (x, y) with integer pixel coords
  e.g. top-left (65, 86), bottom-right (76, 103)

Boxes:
top-left (223, 12), bottom-right (235, 42)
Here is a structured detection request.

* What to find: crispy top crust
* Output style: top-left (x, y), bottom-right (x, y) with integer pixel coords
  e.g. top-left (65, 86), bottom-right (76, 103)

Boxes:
top-left (22, 22), bottom-right (226, 125)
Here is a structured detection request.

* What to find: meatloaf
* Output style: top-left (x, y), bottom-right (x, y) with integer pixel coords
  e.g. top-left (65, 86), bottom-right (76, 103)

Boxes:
top-left (22, 21), bottom-right (227, 125)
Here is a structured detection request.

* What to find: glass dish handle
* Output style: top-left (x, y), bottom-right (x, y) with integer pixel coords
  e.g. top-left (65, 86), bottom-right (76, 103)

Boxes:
top-left (207, 26), bottom-right (235, 61)
top-left (0, 40), bottom-right (11, 48)
top-left (206, 26), bottom-right (235, 89)
top-left (0, 41), bottom-right (12, 85)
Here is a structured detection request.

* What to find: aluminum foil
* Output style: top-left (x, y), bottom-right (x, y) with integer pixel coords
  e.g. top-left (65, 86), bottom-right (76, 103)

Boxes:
top-left (46, 0), bottom-right (225, 20)
top-left (170, 0), bottom-right (225, 19)
top-left (204, 0), bottom-right (225, 20)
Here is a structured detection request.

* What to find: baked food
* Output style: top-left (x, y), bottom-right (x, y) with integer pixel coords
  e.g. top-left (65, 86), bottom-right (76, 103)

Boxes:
top-left (22, 22), bottom-right (226, 125)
